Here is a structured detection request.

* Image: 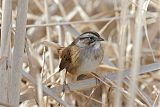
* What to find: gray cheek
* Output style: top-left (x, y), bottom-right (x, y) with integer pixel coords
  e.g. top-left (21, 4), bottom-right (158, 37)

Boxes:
top-left (76, 40), bottom-right (86, 48)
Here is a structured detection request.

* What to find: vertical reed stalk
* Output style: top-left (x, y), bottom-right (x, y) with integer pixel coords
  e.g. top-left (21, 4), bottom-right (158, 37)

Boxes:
top-left (0, 0), bottom-right (12, 106)
top-left (44, 0), bottom-right (55, 81)
top-left (127, 0), bottom-right (145, 106)
top-left (114, 0), bottom-right (128, 106)
top-left (9, 0), bottom-right (28, 106)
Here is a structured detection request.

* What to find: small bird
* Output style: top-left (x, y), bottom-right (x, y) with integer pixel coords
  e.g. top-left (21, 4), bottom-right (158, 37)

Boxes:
top-left (59, 31), bottom-right (104, 81)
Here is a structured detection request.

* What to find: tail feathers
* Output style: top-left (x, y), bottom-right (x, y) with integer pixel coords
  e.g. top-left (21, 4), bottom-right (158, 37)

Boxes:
top-left (58, 47), bottom-right (65, 57)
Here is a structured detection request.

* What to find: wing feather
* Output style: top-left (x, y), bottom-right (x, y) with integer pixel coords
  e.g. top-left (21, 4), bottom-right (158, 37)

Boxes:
top-left (59, 47), bottom-right (72, 72)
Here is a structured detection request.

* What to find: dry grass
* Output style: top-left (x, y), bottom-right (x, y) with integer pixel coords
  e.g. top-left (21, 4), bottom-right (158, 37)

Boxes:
top-left (0, 0), bottom-right (160, 107)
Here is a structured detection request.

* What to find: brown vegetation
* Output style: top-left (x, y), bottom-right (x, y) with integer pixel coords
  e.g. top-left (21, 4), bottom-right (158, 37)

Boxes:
top-left (0, 0), bottom-right (160, 107)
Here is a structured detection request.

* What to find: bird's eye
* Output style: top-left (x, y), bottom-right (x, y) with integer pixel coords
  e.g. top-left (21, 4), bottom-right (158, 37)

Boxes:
top-left (89, 36), bottom-right (95, 41)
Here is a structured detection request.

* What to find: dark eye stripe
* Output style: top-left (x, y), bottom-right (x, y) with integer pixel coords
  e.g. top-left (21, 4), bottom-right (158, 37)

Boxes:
top-left (79, 37), bottom-right (89, 40)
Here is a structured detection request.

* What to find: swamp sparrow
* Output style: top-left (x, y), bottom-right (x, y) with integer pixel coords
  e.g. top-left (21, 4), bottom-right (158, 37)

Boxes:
top-left (59, 31), bottom-right (104, 80)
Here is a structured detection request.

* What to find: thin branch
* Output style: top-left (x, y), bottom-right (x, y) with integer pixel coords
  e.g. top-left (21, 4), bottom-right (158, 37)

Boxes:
top-left (25, 15), bottom-right (133, 28)
top-left (50, 63), bottom-right (160, 93)
top-left (21, 63), bottom-right (160, 102)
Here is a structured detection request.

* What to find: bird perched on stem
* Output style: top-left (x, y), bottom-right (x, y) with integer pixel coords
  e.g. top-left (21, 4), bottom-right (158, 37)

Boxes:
top-left (58, 31), bottom-right (104, 82)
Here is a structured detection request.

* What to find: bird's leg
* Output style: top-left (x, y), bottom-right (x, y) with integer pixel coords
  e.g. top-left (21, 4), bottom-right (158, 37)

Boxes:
top-left (62, 71), bottom-right (70, 93)
top-left (62, 71), bottom-right (67, 93)
top-left (91, 72), bottom-right (101, 85)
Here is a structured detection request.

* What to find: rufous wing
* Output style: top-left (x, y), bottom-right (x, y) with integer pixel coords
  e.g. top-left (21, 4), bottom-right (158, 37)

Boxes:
top-left (59, 47), bottom-right (72, 72)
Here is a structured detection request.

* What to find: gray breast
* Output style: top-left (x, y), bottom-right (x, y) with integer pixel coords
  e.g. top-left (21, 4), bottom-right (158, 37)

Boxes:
top-left (77, 46), bottom-right (103, 75)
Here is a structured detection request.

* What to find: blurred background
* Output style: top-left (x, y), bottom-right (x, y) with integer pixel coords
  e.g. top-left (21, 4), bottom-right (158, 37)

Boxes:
top-left (0, 0), bottom-right (160, 107)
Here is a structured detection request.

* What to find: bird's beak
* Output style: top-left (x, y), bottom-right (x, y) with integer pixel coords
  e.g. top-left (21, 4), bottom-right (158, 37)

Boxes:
top-left (97, 37), bottom-right (104, 41)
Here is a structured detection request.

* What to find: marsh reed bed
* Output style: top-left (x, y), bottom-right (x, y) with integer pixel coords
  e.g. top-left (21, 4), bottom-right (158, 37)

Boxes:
top-left (0, 0), bottom-right (160, 107)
